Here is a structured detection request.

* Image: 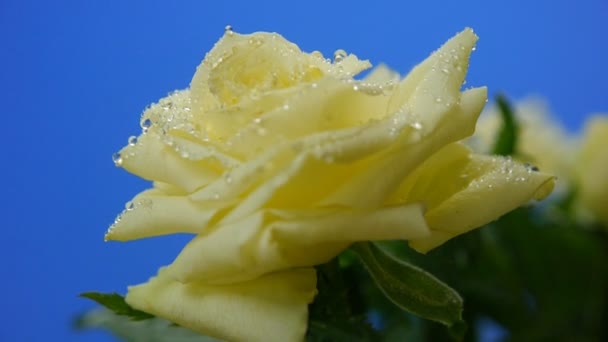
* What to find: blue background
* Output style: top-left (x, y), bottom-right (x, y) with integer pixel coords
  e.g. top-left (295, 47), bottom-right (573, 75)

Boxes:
top-left (1, 0), bottom-right (606, 341)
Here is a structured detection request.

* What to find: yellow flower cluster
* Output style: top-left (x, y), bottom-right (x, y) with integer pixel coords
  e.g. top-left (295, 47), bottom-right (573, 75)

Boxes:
top-left (106, 28), bottom-right (554, 341)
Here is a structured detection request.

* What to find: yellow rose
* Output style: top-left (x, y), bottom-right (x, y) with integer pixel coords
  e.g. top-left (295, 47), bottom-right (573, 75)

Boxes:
top-left (106, 28), bottom-right (554, 341)
top-left (576, 115), bottom-right (608, 225)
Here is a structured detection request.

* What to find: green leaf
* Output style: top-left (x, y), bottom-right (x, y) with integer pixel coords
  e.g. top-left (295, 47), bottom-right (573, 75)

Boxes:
top-left (492, 94), bottom-right (519, 156)
top-left (79, 292), bottom-right (154, 321)
top-left (74, 308), bottom-right (218, 342)
top-left (351, 242), bottom-right (464, 328)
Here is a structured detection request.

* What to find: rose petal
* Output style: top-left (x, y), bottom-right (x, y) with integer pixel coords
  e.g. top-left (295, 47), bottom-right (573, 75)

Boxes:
top-left (399, 143), bottom-right (555, 252)
top-left (118, 132), bottom-right (224, 192)
top-left (319, 87), bottom-right (487, 208)
top-left (363, 64), bottom-right (400, 83)
top-left (125, 266), bottom-right (317, 342)
top-left (170, 203), bottom-right (429, 283)
top-left (105, 188), bottom-right (234, 241)
top-left (192, 100), bottom-right (422, 215)
top-left (190, 31), bottom-right (371, 140)
top-left (152, 181), bottom-right (188, 196)
top-left (388, 28), bottom-right (476, 130)
top-left (225, 78), bottom-right (396, 157)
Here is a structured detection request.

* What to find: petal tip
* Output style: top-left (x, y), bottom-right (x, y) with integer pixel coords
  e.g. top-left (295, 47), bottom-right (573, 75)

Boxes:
top-left (533, 175), bottom-right (557, 200)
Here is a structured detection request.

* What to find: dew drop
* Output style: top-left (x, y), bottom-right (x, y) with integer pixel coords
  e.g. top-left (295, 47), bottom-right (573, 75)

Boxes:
top-left (256, 127), bottom-right (267, 136)
top-left (141, 118), bottom-right (152, 132)
top-left (333, 49), bottom-right (347, 63)
top-left (224, 172), bottom-right (233, 184)
top-left (112, 152), bottom-right (123, 166)
top-left (128, 136), bottom-right (138, 146)
top-left (125, 201), bottom-right (135, 211)
top-left (162, 101), bottom-right (174, 110)
top-left (248, 37), bottom-right (262, 46)
top-left (435, 97), bottom-right (443, 103)
top-left (524, 162), bottom-right (540, 172)
top-left (224, 25), bottom-right (234, 36)
top-left (213, 192), bottom-right (220, 200)
top-left (411, 121), bottom-right (422, 130)
top-left (441, 68), bottom-right (449, 74)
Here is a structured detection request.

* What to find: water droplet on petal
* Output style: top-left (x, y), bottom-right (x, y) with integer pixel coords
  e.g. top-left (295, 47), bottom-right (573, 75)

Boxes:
top-left (256, 127), bottom-right (267, 136)
top-left (248, 37), bottom-right (263, 46)
top-left (141, 118), bottom-right (152, 133)
top-left (125, 201), bottom-right (135, 211)
top-left (435, 97), bottom-right (443, 103)
top-left (224, 172), bottom-right (233, 184)
top-left (224, 25), bottom-right (234, 36)
top-left (333, 49), bottom-right (347, 63)
top-left (112, 152), bottom-right (123, 166)
top-left (523, 163), bottom-right (540, 173)
top-left (411, 122), bottom-right (422, 130)
top-left (128, 136), bottom-right (138, 146)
